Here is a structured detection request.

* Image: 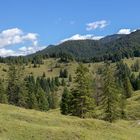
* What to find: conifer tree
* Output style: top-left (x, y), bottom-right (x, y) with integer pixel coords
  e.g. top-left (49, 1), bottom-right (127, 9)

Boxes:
top-left (136, 77), bottom-right (140, 90)
top-left (7, 64), bottom-right (28, 106)
top-left (61, 78), bottom-right (66, 86)
top-left (36, 83), bottom-right (49, 111)
top-left (49, 91), bottom-right (59, 109)
top-left (69, 74), bottom-right (72, 82)
top-left (54, 76), bottom-right (60, 86)
top-left (26, 77), bottom-right (38, 109)
top-left (101, 64), bottom-right (120, 122)
top-left (59, 69), bottom-right (63, 78)
top-left (70, 64), bottom-right (94, 118)
top-left (17, 86), bottom-right (28, 108)
top-left (116, 61), bottom-right (133, 98)
top-left (28, 91), bottom-right (38, 109)
top-left (123, 76), bottom-right (133, 98)
top-left (37, 88), bottom-right (49, 111)
top-left (130, 73), bottom-right (136, 90)
top-left (60, 87), bottom-right (71, 115)
top-left (17, 66), bottom-right (28, 107)
top-left (0, 79), bottom-right (8, 103)
top-left (63, 69), bottom-right (68, 78)
top-left (119, 93), bottom-right (126, 119)
top-left (7, 65), bottom-right (18, 104)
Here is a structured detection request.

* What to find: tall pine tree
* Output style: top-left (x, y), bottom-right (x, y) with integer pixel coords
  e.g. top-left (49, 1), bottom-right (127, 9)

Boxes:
top-left (101, 64), bottom-right (120, 122)
top-left (70, 64), bottom-right (94, 118)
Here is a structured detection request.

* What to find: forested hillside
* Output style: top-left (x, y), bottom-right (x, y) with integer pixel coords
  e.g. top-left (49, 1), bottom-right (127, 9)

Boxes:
top-left (33, 30), bottom-right (140, 62)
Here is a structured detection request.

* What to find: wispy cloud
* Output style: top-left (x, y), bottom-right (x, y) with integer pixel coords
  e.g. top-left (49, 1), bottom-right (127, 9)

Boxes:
top-left (60, 34), bottom-right (104, 43)
top-left (86, 20), bottom-right (108, 31)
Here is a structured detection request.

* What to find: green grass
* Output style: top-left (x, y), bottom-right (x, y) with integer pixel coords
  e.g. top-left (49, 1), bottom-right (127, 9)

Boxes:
top-left (0, 57), bottom-right (139, 80)
top-left (123, 57), bottom-right (140, 67)
top-left (0, 103), bottom-right (140, 140)
top-left (0, 58), bottom-right (104, 79)
top-left (126, 90), bottom-right (140, 120)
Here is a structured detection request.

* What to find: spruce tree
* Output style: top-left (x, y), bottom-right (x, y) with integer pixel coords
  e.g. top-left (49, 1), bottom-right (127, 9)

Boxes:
top-left (7, 65), bottom-right (18, 104)
top-left (54, 77), bottom-right (60, 86)
top-left (50, 91), bottom-right (59, 109)
top-left (7, 64), bottom-right (28, 106)
top-left (60, 87), bottom-right (71, 115)
top-left (69, 74), bottom-right (72, 82)
top-left (63, 69), bottom-right (68, 78)
top-left (101, 64), bottom-right (120, 122)
top-left (37, 88), bottom-right (49, 111)
top-left (116, 61), bottom-right (133, 98)
top-left (70, 64), bottom-right (94, 118)
top-left (136, 77), bottom-right (140, 90)
top-left (26, 77), bottom-right (38, 109)
top-left (123, 76), bottom-right (133, 98)
top-left (59, 69), bottom-right (63, 78)
top-left (119, 93), bottom-right (126, 119)
top-left (16, 66), bottom-right (28, 107)
top-left (0, 79), bottom-right (8, 104)
top-left (36, 83), bottom-right (49, 111)
top-left (17, 87), bottom-right (28, 108)
top-left (61, 78), bottom-right (66, 86)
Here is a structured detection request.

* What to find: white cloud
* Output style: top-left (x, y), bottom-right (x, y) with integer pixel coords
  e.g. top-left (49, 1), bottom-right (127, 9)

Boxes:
top-left (0, 28), bottom-right (38, 48)
top-left (22, 33), bottom-right (38, 42)
top-left (0, 48), bottom-right (16, 57)
top-left (0, 28), bottom-right (44, 57)
top-left (18, 46), bottom-right (45, 56)
top-left (1, 28), bottom-right (23, 37)
top-left (117, 28), bottom-right (131, 34)
top-left (86, 20), bottom-right (108, 31)
top-left (60, 34), bottom-right (104, 43)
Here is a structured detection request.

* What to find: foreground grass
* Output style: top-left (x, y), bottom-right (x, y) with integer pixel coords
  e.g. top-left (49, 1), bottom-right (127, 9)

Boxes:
top-left (126, 91), bottom-right (140, 119)
top-left (0, 104), bottom-right (140, 140)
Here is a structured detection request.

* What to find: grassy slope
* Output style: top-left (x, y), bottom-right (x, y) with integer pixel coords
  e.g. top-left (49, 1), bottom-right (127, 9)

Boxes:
top-left (0, 90), bottom-right (140, 140)
top-left (0, 57), bottom-right (139, 79)
top-left (0, 102), bottom-right (140, 140)
top-left (126, 91), bottom-right (140, 119)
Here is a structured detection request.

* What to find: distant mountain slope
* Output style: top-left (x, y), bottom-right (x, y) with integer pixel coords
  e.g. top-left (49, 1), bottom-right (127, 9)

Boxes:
top-left (31, 30), bottom-right (140, 61)
top-left (100, 34), bottom-right (126, 44)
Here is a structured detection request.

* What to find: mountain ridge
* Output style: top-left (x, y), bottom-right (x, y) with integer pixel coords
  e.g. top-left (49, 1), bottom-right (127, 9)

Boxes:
top-left (25, 30), bottom-right (140, 62)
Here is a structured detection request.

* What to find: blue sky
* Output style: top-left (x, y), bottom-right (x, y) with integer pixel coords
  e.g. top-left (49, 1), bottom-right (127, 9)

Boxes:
top-left (0, 0), bottom-right (140, 56)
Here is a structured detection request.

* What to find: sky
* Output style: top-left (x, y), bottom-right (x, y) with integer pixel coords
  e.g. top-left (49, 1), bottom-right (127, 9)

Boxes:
top-left (0, 0), bottom-right (140, 57)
